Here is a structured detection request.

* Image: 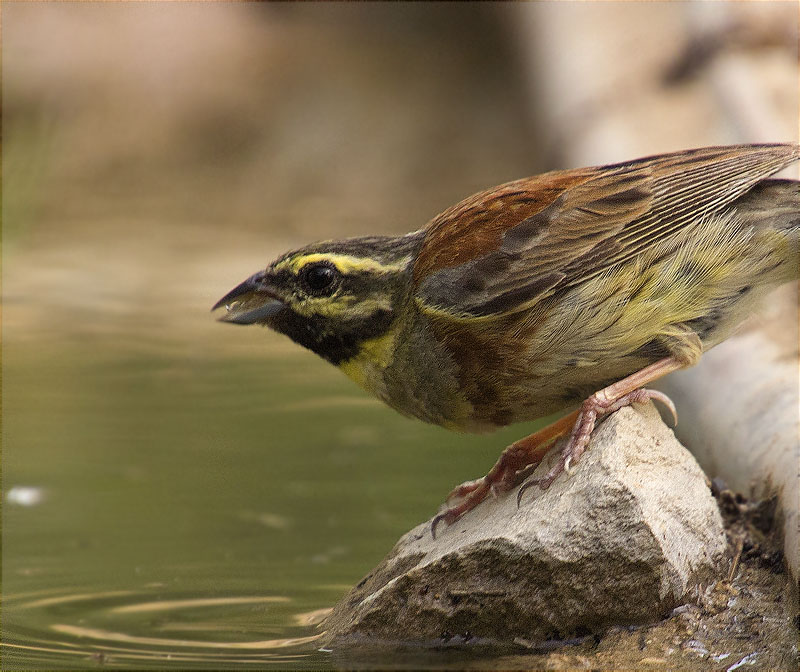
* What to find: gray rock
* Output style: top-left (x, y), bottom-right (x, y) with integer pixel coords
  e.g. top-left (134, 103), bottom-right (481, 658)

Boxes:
top-left (322, 403), bottom-right (726, 646)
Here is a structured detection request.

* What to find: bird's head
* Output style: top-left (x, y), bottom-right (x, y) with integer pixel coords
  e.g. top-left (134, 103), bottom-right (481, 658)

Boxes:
top-left (212, 234), bottom-right (423, 364)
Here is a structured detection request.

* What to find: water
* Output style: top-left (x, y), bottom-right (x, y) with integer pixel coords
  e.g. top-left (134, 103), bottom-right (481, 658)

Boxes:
top-left (1, 7), bottom-right (542, 664)
top-left (2, 335), bottom-right (537, 669)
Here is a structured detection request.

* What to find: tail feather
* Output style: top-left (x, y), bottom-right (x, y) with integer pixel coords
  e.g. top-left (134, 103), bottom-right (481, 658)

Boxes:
top-left (731, 177), bottom-right (799, 282)
top-left (731, 178), bottom-right (799, 232)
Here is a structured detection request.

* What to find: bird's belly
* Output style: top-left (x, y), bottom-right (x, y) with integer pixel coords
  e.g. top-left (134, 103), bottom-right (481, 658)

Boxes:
top-left (427, 218), bottom-right (796, 431)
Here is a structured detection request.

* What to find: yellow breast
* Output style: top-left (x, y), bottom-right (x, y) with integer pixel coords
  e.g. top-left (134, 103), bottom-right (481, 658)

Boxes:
top-left (338, 327), bottom-right (399, 398)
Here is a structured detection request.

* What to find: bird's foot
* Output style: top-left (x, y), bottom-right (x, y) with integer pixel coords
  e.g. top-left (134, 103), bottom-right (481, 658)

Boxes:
top-left (431, 409), bottom-right (580, 538)
top-left (431, 386), bottom-right (677, 538)
top-left (431, 357), bottom-right (683, 538)
top-left (516, 387), bottom-right (676, 503)
top-left (431, 450), bottom-right (525, 539)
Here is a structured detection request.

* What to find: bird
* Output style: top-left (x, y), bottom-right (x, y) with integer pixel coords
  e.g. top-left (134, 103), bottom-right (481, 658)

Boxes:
top-left (213, 143), bottom-right (799, 537)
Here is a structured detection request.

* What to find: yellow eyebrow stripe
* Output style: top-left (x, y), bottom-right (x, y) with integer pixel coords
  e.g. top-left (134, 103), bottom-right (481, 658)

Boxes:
top-left (279, 253), bottom-right (409, 275)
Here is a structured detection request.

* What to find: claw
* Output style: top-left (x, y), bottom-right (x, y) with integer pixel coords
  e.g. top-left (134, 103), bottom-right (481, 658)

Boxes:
top-left (649, 390), bottom-right (678, 426)
top-left (516, 478), bottom-right (537, 507)
top-left (427, 411), bottom-right (582, 537)
top-left (431, 513), bottom-right (445, 540)
top-left (429, 358), bottom-right (686, 537)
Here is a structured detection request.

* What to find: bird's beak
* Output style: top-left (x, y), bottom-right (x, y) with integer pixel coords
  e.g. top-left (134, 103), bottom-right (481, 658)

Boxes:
top-left (211, 272), bottom-right (286, 325)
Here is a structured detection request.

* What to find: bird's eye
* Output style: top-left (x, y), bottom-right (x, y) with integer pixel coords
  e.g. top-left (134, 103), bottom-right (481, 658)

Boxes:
top-left (301, 262), bottom-right (339, 296)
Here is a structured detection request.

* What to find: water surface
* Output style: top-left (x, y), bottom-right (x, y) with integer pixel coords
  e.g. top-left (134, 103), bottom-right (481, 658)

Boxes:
top-left (3, 336), bottom-right (538, 669)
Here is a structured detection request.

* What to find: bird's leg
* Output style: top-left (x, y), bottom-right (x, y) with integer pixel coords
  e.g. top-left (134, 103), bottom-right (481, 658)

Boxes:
top-left (431, 409), bottom-right (580, 538)
top-left (432, 356), bottom-right (685, 538)
top-left (518, 356), bottom-right (683, 500)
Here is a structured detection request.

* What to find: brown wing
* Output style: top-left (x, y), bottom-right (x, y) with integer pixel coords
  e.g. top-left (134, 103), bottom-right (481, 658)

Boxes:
top-left (413, 143), bottom-right (799, 318)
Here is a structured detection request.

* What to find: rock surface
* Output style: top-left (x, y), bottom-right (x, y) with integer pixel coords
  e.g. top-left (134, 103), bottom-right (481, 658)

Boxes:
top-left (322, 404), bottom-right (726, 647)
top-left (660, 284), bottom-right (800, 582)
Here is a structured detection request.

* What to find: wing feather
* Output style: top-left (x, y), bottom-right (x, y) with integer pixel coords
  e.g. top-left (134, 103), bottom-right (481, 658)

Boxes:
top-left (414, 143), bottom-right (799, 318)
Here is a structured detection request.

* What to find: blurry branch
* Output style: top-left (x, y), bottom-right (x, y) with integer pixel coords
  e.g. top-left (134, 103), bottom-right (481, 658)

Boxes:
top-left (683, 2), bottom-right (796, 147)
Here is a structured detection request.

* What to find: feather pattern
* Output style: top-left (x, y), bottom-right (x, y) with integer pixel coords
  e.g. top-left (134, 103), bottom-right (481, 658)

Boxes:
top-left (413, 144), bottom-right (799, 318)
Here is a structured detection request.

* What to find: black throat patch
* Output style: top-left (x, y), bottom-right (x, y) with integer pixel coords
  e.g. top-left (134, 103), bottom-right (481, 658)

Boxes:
top-left (270, 307), bottom-right (396, 365)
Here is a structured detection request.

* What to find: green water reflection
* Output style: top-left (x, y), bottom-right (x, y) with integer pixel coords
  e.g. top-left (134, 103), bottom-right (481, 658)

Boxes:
top-left (2, 339), bottom-right (540, 669)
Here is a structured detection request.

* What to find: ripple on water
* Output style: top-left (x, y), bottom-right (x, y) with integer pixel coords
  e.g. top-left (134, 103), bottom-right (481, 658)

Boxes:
top-left (2, 589), bottom-right (333, 670)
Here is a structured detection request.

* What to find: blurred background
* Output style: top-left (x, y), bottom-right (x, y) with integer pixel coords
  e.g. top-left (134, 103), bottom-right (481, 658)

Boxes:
top-left (3, 3), bottom-right (797, 669)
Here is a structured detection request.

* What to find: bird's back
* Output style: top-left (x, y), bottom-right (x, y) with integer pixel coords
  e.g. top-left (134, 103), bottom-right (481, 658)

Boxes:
top-left (409, 145), bottom-right (799, 431)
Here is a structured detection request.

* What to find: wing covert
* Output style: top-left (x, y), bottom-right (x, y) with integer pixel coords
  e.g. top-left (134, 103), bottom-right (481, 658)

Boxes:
top-left (413, 143), bottom-right (799, 319)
